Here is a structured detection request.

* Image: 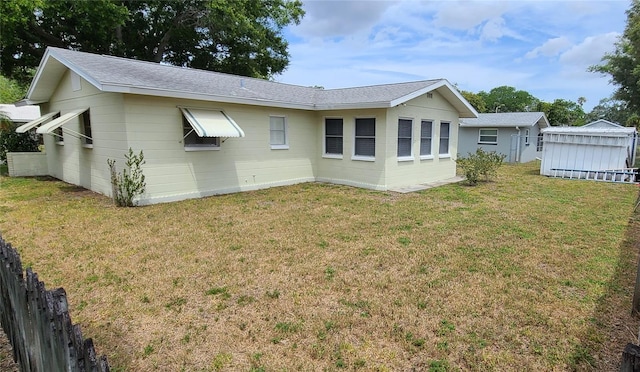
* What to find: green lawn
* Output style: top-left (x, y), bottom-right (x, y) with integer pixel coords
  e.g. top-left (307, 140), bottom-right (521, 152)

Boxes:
top-left (0, 162), bottom-right (638, 371)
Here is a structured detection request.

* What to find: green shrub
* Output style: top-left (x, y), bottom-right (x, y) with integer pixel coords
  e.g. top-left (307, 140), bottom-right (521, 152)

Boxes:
top-left (0, 118), bottom-right (39, 162)
top-left (107, 148), bottom-right (146, 207)
top-left (456, 148), bottom-right (506, 185)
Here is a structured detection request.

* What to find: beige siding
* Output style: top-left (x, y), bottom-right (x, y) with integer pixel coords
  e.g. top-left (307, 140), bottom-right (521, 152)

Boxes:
top-left (315, 109), bottom-right (387, 189)
top-left (43, 71), bottom-right (126, 197)
top-left (383, 91), bottom-right (459, 188)
top-left (122, 96), bottom-right (317, 204)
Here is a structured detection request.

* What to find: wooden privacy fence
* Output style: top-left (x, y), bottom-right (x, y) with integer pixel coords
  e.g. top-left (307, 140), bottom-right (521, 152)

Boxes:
top-left (0, 234), bottom-right (109, 371)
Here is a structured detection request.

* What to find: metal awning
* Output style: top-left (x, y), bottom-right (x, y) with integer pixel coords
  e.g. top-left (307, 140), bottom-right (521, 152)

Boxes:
top-left (36, 108), bottom-right (88, 134)
top-left (180, 107), bottom-right (245, 138)
top-left (15, 111), bottom-right (60, 133)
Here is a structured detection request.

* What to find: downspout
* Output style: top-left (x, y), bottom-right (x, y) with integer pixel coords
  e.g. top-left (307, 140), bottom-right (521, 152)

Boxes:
top-left (515, 126), bottom-right (521, 163)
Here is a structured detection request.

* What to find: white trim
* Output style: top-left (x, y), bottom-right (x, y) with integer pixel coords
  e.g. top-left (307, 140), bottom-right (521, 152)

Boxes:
top-left (351, 155), bottom-right (375, 162)
top-left (269, 115), bottom-right (288, 149)
top-left (397, 157), bottom-right (414, 162)
top-left (322, 154), bottom-right (343, 160)
top-left (36, 108), bottom-right (89, 134)
top-left (478, 128), bottom-right (498, 145)
top-left (420, 155), bottom-right (435, 160)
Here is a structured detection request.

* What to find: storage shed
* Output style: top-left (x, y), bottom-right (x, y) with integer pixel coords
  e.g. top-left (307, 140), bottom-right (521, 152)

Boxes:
top-left (540, 123), bottom-right (638, 183)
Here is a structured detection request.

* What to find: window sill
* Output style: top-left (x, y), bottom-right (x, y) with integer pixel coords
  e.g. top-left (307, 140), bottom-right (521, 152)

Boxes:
top-left (439, 154), bottom-right (451, 159)
top-left (270, 145), bottom-right (289, 150)
top-left (397, 156), bottom-right (414, 162)
top-left (184, 146), bottom-right (220, 152)
top-left (420, 155), bottom-right (434, 160)
top-left (55, 141), bottom-right (64, 146)
top-left (351, 155), bottom-right (375, 162)
top-left (82, 144), bottom-right (94, 149)
top-left (477, 142), bottom-right (497, 145)
top-left (323, 154), bottom-right (343, 159)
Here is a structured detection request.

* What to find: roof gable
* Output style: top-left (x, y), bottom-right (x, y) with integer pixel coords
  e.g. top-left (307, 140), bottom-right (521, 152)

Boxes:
top-left (583, 119), bottom-right (624, 128)
top-left (460, 112), bottom-right (549, 128)
top-left (25, 47), bottom-right (477, 117)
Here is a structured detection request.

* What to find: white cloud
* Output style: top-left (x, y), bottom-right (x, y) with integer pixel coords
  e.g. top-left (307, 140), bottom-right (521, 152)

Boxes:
top-left (525, 37), bottom-right (572, 59)
top-left (433, 1), bottom-right (509, 30)
top-left (292, 0), bottom-right (397, 38)
top-left (559, 32), bottom-right (620, 66)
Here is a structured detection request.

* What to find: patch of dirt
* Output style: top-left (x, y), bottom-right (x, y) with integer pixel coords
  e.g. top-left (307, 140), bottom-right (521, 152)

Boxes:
top-left (0, 329), bottom-right (19, 372)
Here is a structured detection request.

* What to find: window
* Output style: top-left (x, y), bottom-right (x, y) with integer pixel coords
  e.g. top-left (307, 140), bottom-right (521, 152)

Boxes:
top-left (270, 116), bottom-right (288, 149)
top-left (183, 116), bottom-right (220, 149)
top-left (397, 118), bottom-right (413, 159)
top-left (325, 118), bottom-right (343, 156)
top-left (478, 129), bottom-right (498, 144)
top-left (420, 120), bottom-right (433, 157)
top-left (54, 127), bottom-right (64, 144)
top-left (354, 118), bottom-right (375, 158)
top-left (536, 133), bottom-right (543, 151)
top-left (81, 109), bottom-right (92, 146)
top-left (439, 122), bottom-right (450, 155)
top-left (524, 129), bottom-right (530, 145)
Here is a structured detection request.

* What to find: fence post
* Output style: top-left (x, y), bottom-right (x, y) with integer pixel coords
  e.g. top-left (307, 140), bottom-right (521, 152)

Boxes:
top-left (621, 343), bottom-right (640, 372)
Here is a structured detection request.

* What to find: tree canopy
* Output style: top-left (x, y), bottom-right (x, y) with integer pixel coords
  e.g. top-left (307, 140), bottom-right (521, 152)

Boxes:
top-left (0, 0), bottom-right (304, 84)
top-left (477, 86), bottom-right (540, 113)
top-left (591, 0), bottom-right (640, 114)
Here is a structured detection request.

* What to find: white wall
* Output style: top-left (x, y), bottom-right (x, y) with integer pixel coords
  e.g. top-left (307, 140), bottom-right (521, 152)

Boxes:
top-left (7, 152), bottom-right (48, 177)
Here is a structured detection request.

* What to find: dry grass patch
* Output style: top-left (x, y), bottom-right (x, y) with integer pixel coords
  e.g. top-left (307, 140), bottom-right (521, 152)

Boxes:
top-left (0, 162), bottom-right (639, 371)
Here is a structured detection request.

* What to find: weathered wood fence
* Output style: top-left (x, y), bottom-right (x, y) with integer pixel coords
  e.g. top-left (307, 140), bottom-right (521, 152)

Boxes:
top-left (0, 234), bottom-right (109, 371)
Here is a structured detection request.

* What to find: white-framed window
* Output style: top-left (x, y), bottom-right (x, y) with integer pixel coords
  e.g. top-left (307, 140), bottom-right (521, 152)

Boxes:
top-left (524, 129), bottom-right (530, 145)
top-left (439, 122), bottom-right (450, 155)
top-left (270, 115), bottom-right (288, 149)
top-left (81, 109), bottom-right (93, 147)
top-left (420, 120), bottom-right (433, 158)
top-left (324, 118), bottom-right (343, 156)
top-left (353, 117), bottom-right (375, 160)
top-left (536, 133), bottom-right (543, 151)
top-left (183, 116), bottom-right (220, 150)
top-left (397, 118), bottom-right (413, 160)
top-left (478, 128), bottom-right (498, 145)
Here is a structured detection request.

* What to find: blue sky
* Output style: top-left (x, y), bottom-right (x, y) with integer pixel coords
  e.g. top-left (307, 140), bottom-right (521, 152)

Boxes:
top-left (276, 0), bottom-right (629, 112)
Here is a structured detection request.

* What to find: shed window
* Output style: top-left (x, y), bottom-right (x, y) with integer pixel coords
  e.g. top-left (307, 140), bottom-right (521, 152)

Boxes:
top-left (354, 118), bottom-right (375, 158)
top-left (524, 129), bottom-right (530, 146)
top-left (397, 118), bottom-right (413, 159)
top-left (325, 118), bottom-right (343, 156)
top-left (478, 129), bottom-right (498, 144)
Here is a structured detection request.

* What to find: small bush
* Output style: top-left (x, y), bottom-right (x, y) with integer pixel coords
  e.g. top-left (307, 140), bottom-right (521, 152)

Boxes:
top-left (456, 148), bottom-right (506, 185)
top-left (107, 148), bottom-right (146, 207)
top-left (0, 118), bottom-right (39, 162)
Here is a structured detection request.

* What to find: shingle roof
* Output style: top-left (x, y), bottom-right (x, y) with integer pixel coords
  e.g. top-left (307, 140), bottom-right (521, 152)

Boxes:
top-left (26, 47), bottom-right (477, 117)
top-left (460, 112), bottom-right (549, 128)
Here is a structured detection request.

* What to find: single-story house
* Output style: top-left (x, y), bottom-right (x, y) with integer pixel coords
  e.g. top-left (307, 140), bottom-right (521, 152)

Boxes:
top-left (15, 47), bottom-right (478, 205)
top-left (540, 119), bottom-right (638, 182)
top-left (458, 112), bottom-right (550, 163)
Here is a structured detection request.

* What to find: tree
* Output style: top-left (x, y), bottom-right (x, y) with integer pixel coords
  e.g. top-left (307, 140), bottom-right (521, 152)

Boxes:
top-left (1, 0), bottom-right (304, 83)
top-left (586, 97), bottom-right (636, 126)
top-left (591, 0), bottom-right (640, 113)
top-left (0, 75), bottom-right (29, 103)
top-left (0, 117), bottom-right (39, 162)
top-left (537, 99), bottom-right (586, 126)
top-left (477, 86), bottom-right (540, 113)
top-left (460, 90), bottom-right (487, 113)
